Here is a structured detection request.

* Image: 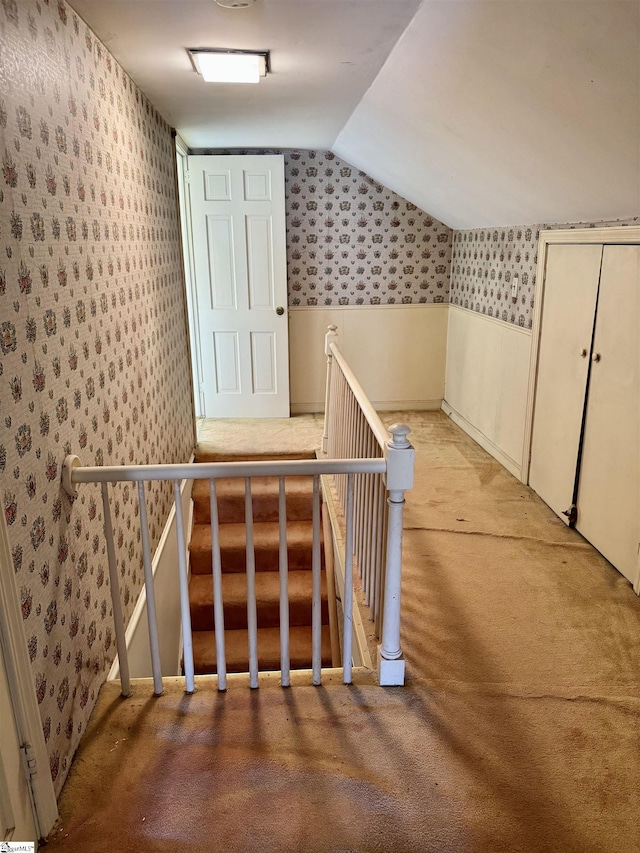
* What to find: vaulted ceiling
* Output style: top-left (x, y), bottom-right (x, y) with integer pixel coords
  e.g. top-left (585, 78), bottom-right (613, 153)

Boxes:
top-left (68, 0), bottom-right (640, 229)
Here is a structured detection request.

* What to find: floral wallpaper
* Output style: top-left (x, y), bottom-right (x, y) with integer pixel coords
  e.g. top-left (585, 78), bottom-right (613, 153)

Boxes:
top-left (285, 151), bottom-right (452, 306)
top-left (451, 217), bottom-right (640, 328)
top-left (0, 0), bottom-right (193, 794)
top-left (194, 148), bottom-right (453, 306)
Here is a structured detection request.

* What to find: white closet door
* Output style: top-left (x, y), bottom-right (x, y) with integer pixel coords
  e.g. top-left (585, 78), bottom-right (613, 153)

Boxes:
top-left (529, 244), bottom-right (603, 521)
top-left (576, 245), bottom-right (640, 587)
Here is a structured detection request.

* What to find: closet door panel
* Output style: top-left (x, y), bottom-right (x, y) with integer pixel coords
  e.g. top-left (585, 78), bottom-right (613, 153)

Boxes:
top-left (576, 245), bottom-right (640, 586)
top-left (529, 244), bottom-right (603, 521)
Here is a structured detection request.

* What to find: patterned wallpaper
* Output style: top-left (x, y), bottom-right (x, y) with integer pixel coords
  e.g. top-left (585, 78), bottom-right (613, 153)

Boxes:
top-left (0, 0), bottom-right (193, 793)
top-left (451, 217), bottom-right (640, 328)
top-left (194, 149), bottom-right (453, 306)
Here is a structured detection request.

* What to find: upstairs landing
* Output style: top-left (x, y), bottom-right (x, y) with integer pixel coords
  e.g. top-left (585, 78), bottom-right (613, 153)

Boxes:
top-left (46, 412), bottom-right (640, 852)
top-left (196, 413), bottom-right (324, 461)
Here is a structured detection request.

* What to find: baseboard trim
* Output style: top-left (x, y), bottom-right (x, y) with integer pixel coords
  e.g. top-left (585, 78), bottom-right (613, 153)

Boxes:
top-left (441, 400), bottom-right (524, 481)
top-left (108, 465), bottom-right (194, 681)
top-left (292, 399), bottom-right (443, 415)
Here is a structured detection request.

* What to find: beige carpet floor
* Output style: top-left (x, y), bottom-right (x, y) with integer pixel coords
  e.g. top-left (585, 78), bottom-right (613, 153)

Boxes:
top-left (45, 412), bottom-right (640, 852)
top-left (196, 413), bottom-right (324, 459)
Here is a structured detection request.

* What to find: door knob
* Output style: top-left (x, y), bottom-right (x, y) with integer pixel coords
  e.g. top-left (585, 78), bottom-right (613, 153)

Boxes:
top-left (579, 348), bottom-right (588, 358)
top-left (592, 352), bottom-right (601, 363)
top-left (276, 306), bottom-right (285, 316)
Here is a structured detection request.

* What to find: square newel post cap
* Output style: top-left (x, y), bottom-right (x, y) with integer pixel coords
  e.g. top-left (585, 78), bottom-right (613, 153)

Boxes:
top-left (385, 424), bottom-right (414, 492)
top-left (324, 324), bottom-right (338, 355)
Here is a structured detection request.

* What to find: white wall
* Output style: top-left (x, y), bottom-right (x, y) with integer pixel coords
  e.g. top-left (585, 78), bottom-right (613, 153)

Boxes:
top-left (289, 304), bottom-right (448, 413)
top-left (443, 306), bottom-right (531, 480)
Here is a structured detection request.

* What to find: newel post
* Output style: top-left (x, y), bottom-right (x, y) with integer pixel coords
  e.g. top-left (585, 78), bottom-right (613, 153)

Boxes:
top-left (378, 424), bottom-right (414, 686)
top-left (321, 324), bottom-right (338, 455)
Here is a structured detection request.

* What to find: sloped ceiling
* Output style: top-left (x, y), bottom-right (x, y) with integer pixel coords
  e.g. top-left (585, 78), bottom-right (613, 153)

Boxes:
top-left (334, 0), bottom-right (640, 228)
top-left (68, 0), bottom-right (639, 229)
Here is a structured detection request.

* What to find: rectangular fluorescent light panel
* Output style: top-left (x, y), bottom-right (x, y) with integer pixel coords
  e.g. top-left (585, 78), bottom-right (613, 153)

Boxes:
top-left (190, 50), bottom-right (267, 84)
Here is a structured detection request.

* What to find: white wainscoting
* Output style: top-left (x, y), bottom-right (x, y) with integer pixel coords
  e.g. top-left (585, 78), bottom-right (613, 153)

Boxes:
top-left (289, 304), bottom-right (449, 413)
top-left (443, 305), bottom-right (531, 480)
top-left (108, 474), bottom-right (194, 680)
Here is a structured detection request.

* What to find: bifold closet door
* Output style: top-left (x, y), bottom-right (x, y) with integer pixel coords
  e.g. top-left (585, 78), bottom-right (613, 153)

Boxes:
top-left (529, 244), bottom-right (603, 521)
top-left (575, 245), bottom-right (640, 587)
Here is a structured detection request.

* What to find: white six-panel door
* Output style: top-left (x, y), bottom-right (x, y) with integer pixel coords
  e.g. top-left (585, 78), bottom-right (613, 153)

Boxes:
top-left (187, 155), bottom-right (289, 417)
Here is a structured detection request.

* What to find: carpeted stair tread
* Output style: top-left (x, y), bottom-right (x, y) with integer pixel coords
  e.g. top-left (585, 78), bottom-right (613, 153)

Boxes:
top-left (192, 625), bottom-right (333, 674)
top-left (189, 520), bottom-right (320, 574)
top-left (189, 570), bottom-right (329, 631)
top-left (195, 451), bottom-right (315, 463)
top-left (192, 475), bottom-right (315, 525)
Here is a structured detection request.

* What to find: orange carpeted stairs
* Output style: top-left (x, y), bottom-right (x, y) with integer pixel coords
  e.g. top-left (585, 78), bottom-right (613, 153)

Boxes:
top-left (188, 454), bottom-right (333, 674)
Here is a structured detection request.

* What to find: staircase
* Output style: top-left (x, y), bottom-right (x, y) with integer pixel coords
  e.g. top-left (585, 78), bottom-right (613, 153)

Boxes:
top-left (188, 453), bottom-right (333, 675)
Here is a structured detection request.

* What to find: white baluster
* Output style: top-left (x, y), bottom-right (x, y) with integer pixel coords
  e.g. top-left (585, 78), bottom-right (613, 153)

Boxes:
top-left (174, 479), bottom-right (195, 693)
top-left (245, 479), bottom-right (259, 688)
top-left (279, 476), bottom-right (290, 687)
top-left (354, 408), bottom-right (365, 577)
top-left (372, 472), bottom-right (385, 624)
top-left (370, 472), bottom-right (382, 619)
top-left (363, 469), bottom-right (374, 603)
top-left (101, 482), bottom-right (131, 698)
top-left (375, 494), bottom-right (389, 640)
top-left (209, 480), bottom-right (227, 692)
top-left (342, 474), bottom-right (355, 684)
top-left (137, 481), bottom-right (163, 696)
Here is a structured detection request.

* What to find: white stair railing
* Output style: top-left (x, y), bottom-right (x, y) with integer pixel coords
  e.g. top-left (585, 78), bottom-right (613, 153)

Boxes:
top-left (60, 325), bottom-right (412, 693)
top-left (62, 456), bottom-right (385, 696)
top-left (322, 325), bottom-right (414, 686)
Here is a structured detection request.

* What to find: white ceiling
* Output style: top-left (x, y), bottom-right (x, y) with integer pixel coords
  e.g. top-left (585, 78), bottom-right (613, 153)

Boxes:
top-left (68, 0), bottom-right (640, 229)
top-left (67, 0), bottom-right (420, 150)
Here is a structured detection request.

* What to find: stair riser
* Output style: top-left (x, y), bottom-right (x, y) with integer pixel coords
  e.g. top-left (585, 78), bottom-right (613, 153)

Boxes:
top-left (190, 598), bottom-right (329, 632)
top-left (192, 474), bottom-right (317, 526)
top-left (194, 653), bottom-right (333, 675)
top-left (190, 544), bottom-right (320, 575)
top-left (194, 494), bottom-right (314, 526)
top-left (191, 625), bottom-right (333, 675)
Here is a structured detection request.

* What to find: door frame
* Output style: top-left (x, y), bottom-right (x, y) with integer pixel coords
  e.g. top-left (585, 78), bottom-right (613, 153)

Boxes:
top-left (180, 152), bottom-right (290, 419)
top-left (0, 510), bottom-right (58, 839)
top-left (175, 134), bottom-right (204, 422)
top-left (522, 224), bottom-right (640, 485)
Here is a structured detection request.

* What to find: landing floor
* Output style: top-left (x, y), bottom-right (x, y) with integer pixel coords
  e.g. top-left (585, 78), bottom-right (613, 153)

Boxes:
top-left (46, 412), bottom-right (640, 852)
top-left (196, 413), bottom-right (324, 458)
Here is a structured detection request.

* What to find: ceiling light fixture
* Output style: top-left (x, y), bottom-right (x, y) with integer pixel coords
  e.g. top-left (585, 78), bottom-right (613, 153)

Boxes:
top-left (214, 0), bottom-right (257, 8)
top-left (189, 49), bottom-right (269, 84)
